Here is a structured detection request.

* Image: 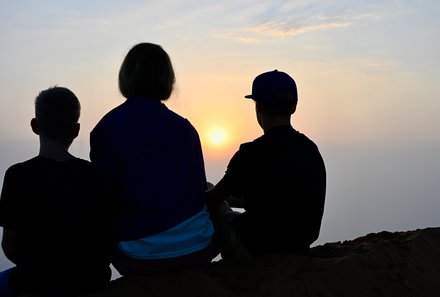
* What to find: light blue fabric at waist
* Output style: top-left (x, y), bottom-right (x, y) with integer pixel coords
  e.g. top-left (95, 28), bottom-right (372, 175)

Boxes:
top-left (118, 208), bottom-right (214, 260)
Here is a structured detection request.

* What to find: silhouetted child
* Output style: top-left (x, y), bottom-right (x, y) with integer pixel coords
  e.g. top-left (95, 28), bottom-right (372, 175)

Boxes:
top-left (0, 87), bottom-right (111, 297)
top-left (206, 70), bottom-right (326, 261)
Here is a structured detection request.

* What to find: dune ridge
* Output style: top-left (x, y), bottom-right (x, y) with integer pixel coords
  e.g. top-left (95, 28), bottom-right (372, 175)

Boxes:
top-left (85, 227), bottom-right (440, 297)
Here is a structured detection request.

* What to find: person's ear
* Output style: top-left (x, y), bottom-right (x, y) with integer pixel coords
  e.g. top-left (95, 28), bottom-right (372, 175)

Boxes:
top-left (255, 102), bottom-right (263, 113)
top-left (71, 123), bottom-right (80, 140)
top-left (30, 118), bottom-right (39, 135)
top-left (290, 103), bottom-right (297, 115)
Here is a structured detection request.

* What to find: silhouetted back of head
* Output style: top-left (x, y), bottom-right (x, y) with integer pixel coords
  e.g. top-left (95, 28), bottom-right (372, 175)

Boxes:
top-left (245, 70), bottom-right (298, 116)
top-left (35, 86), bottom-right (80, 140)
top-left (118, 42), bottom-right (175, 100)
top-left (258, 91), bottom-right (297, 116)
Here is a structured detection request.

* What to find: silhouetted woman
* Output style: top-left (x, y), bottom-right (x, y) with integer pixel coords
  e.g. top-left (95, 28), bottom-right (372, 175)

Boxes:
top-left (90, 43), bottom-right (215, 275)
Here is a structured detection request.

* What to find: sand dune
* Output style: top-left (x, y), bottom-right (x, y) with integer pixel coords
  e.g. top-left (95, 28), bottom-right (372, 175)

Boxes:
top-left (84, 227), bottom-right (440, 297)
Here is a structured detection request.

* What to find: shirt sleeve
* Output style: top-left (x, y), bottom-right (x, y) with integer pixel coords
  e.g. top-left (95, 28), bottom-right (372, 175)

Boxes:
top-left (0, 166), bottom-right (23, 230)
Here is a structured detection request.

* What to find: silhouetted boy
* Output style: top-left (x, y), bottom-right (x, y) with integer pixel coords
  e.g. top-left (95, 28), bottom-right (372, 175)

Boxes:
top-left (207, 70), bottom-right (326, 260)
top-left (0, 87), bottom-right (111, 296)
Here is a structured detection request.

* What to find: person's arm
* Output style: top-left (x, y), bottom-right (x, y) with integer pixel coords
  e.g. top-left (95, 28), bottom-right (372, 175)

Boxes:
top-left (1, 228), bottom-right (20, 264)
top-left (205, 178), bottom-right (229, 207)
top-left (226, 195), bottom-right (244, 209)
top-left (0, 167), bottom-right (22, 264)
top-left (206, 178), bottom-right (244, 209)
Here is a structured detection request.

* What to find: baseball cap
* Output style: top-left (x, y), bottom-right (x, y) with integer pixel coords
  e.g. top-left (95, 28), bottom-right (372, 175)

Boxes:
top-left (245, 70), bottom-right (298, 104)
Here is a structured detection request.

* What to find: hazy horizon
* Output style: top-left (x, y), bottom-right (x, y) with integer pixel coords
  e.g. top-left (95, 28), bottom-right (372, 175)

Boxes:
top-left (1, 135), bottom-right (439, 271)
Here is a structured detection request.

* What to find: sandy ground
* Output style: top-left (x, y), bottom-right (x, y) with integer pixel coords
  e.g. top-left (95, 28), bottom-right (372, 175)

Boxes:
top-left (84, 227), bottom-right (440, 297)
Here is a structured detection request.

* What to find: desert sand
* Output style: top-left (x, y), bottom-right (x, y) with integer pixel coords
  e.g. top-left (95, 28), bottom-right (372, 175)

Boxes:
top-left (84, 227), bottom-right (440, 297)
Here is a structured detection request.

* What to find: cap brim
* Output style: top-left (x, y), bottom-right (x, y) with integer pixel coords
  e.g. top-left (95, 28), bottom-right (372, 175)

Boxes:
top-left (244, 95), bottom-right (253, 99)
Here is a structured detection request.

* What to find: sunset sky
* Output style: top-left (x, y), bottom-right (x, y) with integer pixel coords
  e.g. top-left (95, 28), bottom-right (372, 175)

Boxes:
top-left (0, 0), bottom-right (439, 270)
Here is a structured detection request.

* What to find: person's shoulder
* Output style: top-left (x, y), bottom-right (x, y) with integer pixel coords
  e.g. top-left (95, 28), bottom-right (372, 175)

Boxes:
top-left (238, 139), bottom-right (258, 151)
top-left (92, 102), bottom-right (128, 131)
top-left (101, 106), bottom-right (123, 123)
top-left (63, 159), bottom-right (104, 188)
top-left (165, 109), bottom-right (201, 137)
top-left (67, 158), bottom-right (97, 173)
top-left (293, 132), bottom-right (325, 166)
top-left (5, 156), bottom-right (42, 174)
top-left (166, 107), bottom-right (192, 125)
top-left (69, 157), bottom-right (92, 166)
top-left (231, 140), bottom-right (259, 161)
top-left (242, 133), bottom-right (272, 154)
top-left (298, 131), bottom-right (316, 143)
top-left (292, 130), bottom-right (318, 147)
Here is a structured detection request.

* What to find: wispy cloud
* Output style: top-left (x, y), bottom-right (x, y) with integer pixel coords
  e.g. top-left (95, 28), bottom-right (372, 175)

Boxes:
top-left (247, 20), bottom-right (349, 37)
top-left (214, 19), bottom-right (349, 44)
top-left (214, 1), bottom-right (407, 43)
top-left (213, 32), bottom-right (263, 44)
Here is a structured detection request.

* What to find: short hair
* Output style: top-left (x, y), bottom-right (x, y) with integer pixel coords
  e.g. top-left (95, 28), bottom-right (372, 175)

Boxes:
top-left (118, 43), bottom-right (175, 100)
top-left (257, 91), bottom-right (297, 116)
top-left (35, 86), bottom-right (80, 140)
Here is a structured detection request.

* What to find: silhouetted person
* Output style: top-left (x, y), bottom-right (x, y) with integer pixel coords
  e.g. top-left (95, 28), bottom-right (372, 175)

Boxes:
top-left (206, 70), bottom-right (326, 261)
top-left (90, 42), bottom-right (215, 275)
top-left (0, 87), bottom-right (111, 297)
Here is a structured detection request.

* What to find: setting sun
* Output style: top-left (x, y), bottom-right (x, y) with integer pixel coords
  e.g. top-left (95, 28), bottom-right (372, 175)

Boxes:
top-left (205, 126), bottom-right (229, 148)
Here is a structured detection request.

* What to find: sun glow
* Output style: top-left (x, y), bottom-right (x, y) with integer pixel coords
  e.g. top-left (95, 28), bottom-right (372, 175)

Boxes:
top-left (205, 126), bottom-right (229, 148)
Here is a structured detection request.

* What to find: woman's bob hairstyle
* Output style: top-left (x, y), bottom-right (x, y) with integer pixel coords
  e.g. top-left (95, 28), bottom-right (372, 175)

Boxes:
top-left (118, 43), bottom-right (175, 101)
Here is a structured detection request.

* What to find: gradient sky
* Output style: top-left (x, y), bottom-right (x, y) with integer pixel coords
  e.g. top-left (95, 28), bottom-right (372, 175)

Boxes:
top-left (1, 0), bottom-right (439, 270)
